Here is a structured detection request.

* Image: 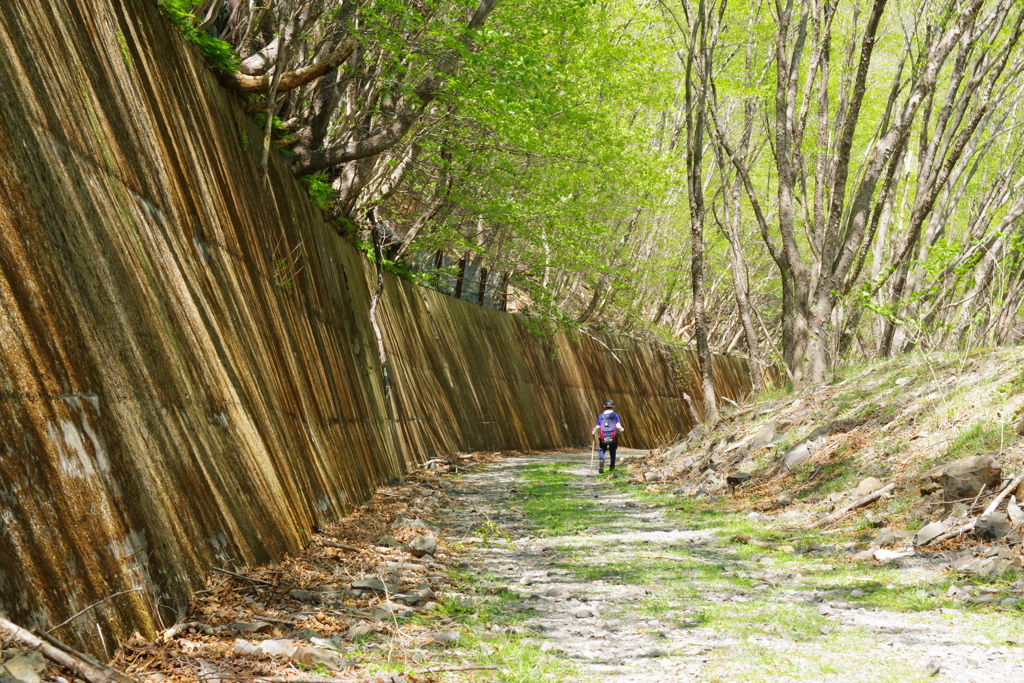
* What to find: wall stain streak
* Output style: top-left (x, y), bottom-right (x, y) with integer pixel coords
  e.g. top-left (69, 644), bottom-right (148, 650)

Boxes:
top-left (0, 0), bottom-right (754, 655)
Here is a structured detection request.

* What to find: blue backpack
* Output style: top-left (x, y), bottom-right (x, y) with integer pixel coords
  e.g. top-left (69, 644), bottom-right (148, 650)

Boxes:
top-left (599, 413), bottom-right (617, 444)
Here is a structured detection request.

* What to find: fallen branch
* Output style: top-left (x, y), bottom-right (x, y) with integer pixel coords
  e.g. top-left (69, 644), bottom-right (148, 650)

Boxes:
top-left (924, 521), bottom-right (973, 547)
top-left (0, 617), bottom-right (137, 683)
top-left (47, 588), bottom-right (144, 634)
top-left (920, 473), bottom-right (1024, 547)
top-left (810, 483), bottom-right (896, 528)
top-left (211, 567), bottom-right (276, 586)
top-left (982, 473), bottom-right (1023, 517)
top-left (320, 541), bottom-right (360, 551)
top-left (251, 615), bottom-right (297, 626)
top-left (420, 665), bottom-right (500, 673)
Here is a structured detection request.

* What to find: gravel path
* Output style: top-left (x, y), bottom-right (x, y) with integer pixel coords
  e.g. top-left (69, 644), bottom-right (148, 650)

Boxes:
top-left (438, 451), bottom-right (1024, 682)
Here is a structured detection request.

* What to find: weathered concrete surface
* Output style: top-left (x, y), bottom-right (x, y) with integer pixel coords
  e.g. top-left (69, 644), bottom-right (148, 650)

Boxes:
top-left (0, 0), bottom-right (752, 654)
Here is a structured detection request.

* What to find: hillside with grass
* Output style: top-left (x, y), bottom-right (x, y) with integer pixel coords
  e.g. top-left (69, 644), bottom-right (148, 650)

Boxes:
top-left (634, 348), bottom-right (1024, 568)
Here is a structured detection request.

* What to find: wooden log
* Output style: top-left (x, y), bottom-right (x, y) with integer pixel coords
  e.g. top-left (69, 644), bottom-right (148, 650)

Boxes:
top-left (0, 617), bottom-right (136, 683)
top-left (810, 483), bottom-right (896, 528)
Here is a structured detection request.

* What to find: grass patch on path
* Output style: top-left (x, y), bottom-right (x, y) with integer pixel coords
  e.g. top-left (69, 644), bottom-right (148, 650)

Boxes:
top-left (518, 463), bottom-right (618, 535)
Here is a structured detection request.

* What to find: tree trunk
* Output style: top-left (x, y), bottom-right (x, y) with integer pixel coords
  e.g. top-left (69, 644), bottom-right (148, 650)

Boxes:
top-left (684, 0), bottom-right (717, 423)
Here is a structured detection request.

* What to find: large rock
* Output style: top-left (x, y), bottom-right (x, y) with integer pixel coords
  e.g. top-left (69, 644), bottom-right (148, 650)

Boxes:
top-left (781, 443), bottom-right (811, 472)
top-left (975, 512), bottom-right (1012, 540)
top-left (1009, 497), bottom-right (1024, 526)
top-left (914, 521), bottom-right (945, 546)
top-left (871, 528), bottom-right (896, 548)
top-left (408, 533), bottom-right (438, 558)
top-left (750, 423), bottom-right (776, 450)
top-left (853, 477), bottom-right (884, 498)
top-left (918, 464), bottom-right (945, 496)
top-left (941, 456), bottom-right (1001, 501)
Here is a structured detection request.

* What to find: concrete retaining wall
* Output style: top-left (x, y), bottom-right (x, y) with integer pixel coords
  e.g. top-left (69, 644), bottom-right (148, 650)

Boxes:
top-left (0, 0), bottom-right (752, 652)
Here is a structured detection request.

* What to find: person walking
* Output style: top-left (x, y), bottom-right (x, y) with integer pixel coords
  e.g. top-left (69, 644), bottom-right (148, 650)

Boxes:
top-left (592, 400), bottom-right (624, 474)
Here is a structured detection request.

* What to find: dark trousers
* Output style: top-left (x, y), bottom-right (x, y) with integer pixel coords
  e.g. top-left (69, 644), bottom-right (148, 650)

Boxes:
top-left (598, 440), bottom-right (618, 469)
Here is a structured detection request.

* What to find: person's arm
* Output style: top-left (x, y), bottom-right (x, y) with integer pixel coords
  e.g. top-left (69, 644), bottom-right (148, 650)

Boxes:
top-left (615, 412), bottom-right (624, 431)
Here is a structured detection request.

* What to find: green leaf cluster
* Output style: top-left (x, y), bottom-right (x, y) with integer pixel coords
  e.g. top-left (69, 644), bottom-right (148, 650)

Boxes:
top-left (158, 0), bottom-right (239, 72)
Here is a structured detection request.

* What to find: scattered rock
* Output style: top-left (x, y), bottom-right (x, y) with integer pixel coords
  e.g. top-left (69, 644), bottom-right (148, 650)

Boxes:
top-left (259, 639), bottom-right (297, 657)
top-left (750, 423), bottom-right (776, 450)
top-left (226, 622), bottom-right (273, 635)
top-left (781, 443), bottom-right (811, 472)
top-left (2, 653), bottom-right (46, 683)
top-left (351, 578), bottom-right (401, 593)
top-left (344, 623), bottom-right (374, 640)
top-left (918, 465), bottom-right (946, 496)
top-left (914, 521), bottom-right (946, 546)
top-left (947, 502), bottom-right (969, 519)
top-left (924, 657), bottom-right (941, 677)
top-left (377, 535), bottom-right (406, 549)
top-left (874, 548), bottom-right (915, 561)
top-left (853, 477), bottom-right (884, 498)
top-left (195, 659), bottom-right (233, 683)
top-left (728, 472), bottom-right (752, 489)
top-left (871, 528), bottom-right (896, 548)
top-left (941, 455), bottom-right (1002, 502)
top-left (956, 555), bottom-right (1017, 579)
top-left (288, 589), bottom-right (317, 602)
top-left (429, 630), bottom-right (460, 644)
top-left (975, 512), bottom-right (1013, 540)
top-left (292, 629), bottom-right (325, 641)
top-left (408, 534), bottom-right (438, 558)
top-left (863, 510), bottom-right (884, 527)
top-left (390, 592), bottom-right (423, 606)
top-left (1009, 497), bottom-right (1024, 526)
top-left (292, 645), bottom-right (346, 670)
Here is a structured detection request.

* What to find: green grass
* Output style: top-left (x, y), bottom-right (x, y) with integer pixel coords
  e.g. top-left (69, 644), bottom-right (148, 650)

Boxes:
top-left (393, 568), bottom-right (586, 682)
top-left (943, 420), bottom-right (1011, 461)
top-left (518, 463), bottom-right (618, 534)
top-left (1000, 368), bottom-right (1024, 396)
top-left (706, 601), bottom-right (828, 639)
top-left (158, 0), bottom-right (240, 72)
